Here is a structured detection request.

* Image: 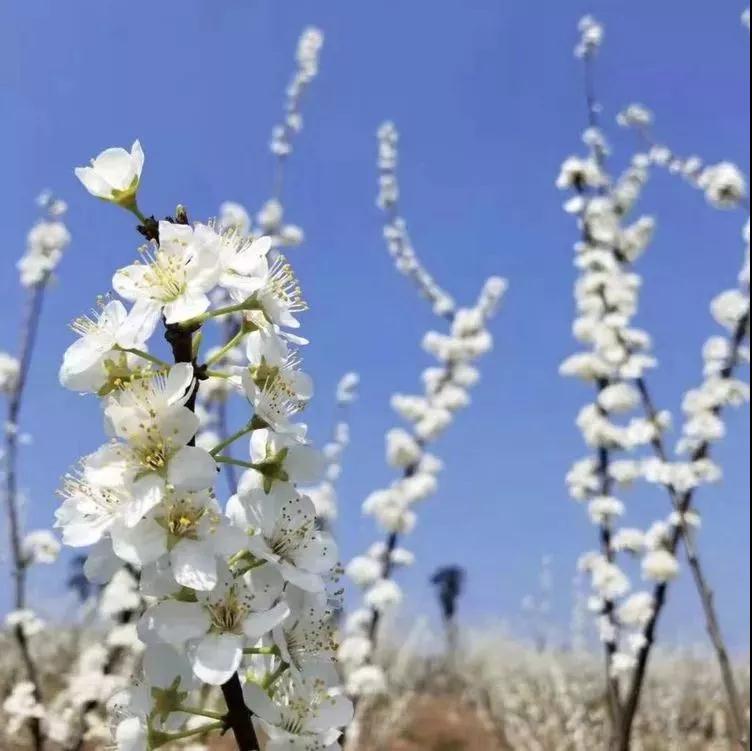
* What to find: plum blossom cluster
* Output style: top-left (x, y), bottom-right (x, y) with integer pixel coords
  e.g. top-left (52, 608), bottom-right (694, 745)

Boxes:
top-left (55, 140), bottom-right (352, 751)
top-left (301, 372), bottom-right (360, 527)
top-left (560, 15), bottom-right (750, 748)
top-left (340, 125), bottom-right (507, 701)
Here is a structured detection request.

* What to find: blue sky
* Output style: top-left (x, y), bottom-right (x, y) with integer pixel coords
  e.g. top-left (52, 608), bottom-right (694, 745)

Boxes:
top-left (1, 1), bottom-right (749, 648)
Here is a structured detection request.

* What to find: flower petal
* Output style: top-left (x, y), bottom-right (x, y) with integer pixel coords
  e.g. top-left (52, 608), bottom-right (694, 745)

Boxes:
top-left (191, 633), bottom-right (244, 686)
top-left (168, 446), bottom-right (217, 491)
top-left (171, 540), bottom-right (218, 592)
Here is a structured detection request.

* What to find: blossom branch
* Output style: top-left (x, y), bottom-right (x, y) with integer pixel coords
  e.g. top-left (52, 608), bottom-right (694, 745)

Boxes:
top-left (342, 123), bottom-right (506, 717)
top-left (621, 307), bottom-right (750, 751)
top-left (61, 138), bottom-right (350, 751)
top-left (2, 282), bottom-right (47, 751)
top-left (2, 194), bottom-right (71, 751)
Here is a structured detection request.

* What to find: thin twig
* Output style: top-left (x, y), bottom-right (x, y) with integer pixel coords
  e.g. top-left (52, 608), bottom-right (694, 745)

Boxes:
top-left (620, 311), bottom-right (750, 751)
top-left (3, 280), bottom-right (49, 751)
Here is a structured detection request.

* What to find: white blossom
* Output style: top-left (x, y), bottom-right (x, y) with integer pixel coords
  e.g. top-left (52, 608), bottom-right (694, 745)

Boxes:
top-left (75, 141), bottom-right (144, 205)
top-left (21, 529), bottom-right (61, 564)
top-left (698, 162), bottom-right (747, 208)
top-left (642, 550), bottom-right (680, 582)
top-left (243, 662), bottom-right (353, 750)
top-left (0, 352), bottom-right (20, 395)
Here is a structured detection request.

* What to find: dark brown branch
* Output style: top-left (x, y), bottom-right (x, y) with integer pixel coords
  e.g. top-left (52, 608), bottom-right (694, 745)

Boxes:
top-left (220, 674), bottom-right (260, 751)
top-left (147, 213), bottom-right (259, 751)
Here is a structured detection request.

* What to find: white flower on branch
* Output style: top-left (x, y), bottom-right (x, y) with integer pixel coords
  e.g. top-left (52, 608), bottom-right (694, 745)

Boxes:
top-left (617, 104), bottom-right (654, 129)
top-left (113, 222), bottom-right (221, 344)
top-left (18, 202), bottom-right (71, 287)
top-left (617, 592), bottom-right (655, 628)
top-left (698, 162), bottom-right (747, 208)
top-left (59, 299), bottom-right (140, 394)
top-left (3, 682), bottom-right (45, 735)
top-left (272, 587), bottom-right (337, 670)
top-left (336, 371), bottom-right (360, 405)
top-left (141, 564), bottom-right (289, 685)
top-left (385, 428), bottom-right (422, 469)
top-left (75, 141), bottom-right (144, 206)
top-left (108, 488), bottom-right (243, 591)
top-left (5, 609), bottom-right (46, 637)
top-left (642, 549), bottom-right (680, 583)
top-left (576, 15), bottom-right (604, 58)
top-left (243, 662), bottom-right (353, 750)
top-left (0, 352), bottom-right (20, 395)
top-left (245, 428), bottom-right (325, 492)
top-left (345, 665), bottom-right (387, 698)
top-left (21, 529), bottom-right (61, 564)
top-left (227, 479), bottom-right (336, 592)
top-left (218, 201), bottom-right (252, 235)
top-left (364, 579), bottom-right (403, 613)
top-left (345, 556), bottom-right (382, 588)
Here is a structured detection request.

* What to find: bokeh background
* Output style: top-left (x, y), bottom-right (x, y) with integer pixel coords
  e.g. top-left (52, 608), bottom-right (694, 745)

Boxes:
top-left (1, 0), bottom-right (749, 647)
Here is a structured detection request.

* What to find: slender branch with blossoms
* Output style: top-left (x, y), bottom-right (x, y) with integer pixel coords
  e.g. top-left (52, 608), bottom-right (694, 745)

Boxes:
top-left (301, 372), bottom-right (360, 530)
top-left (195, 28), bottom-right (325, 498)
top-left (560, 15), bottom-right (750, 751)
top-left (340, 123), bottom-right (507, 710)
top-left (1, 192), bottom-right (70, 751)
top-left (269, 26), bottom-right (325, 201)
top-left (617, 103), bottom-right (750, 215)
top-left (56, 140), bottom-right (353, 751)
top-left (614, 49), bottom-right (750, 751)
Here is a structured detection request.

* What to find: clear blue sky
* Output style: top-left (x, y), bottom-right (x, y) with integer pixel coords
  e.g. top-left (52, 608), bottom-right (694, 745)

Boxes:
top-left (1, 1), bottom-right (749, 648)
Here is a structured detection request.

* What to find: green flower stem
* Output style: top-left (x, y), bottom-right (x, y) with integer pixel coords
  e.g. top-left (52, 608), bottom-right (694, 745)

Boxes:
top-left (178, 707), bottom-right (226, 721)
top-left (152, 720), bottom-right (224, 747)
top-left (263, 662), bottom-right (289, 692)
top-left (180, 299), bottom-right (259, 330)
top-left (205, 327), bottom-right (248, 367)
top-left (117, 347), bottom-right (170, 369)
top-left (125, 201), bottom-right (148, 225)
top-left (205, 369), bottom-right (233, 379)
top-left (210, 423), bottom-right (256, 457)
top-left (215, 455), bottom-right (262, 471)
